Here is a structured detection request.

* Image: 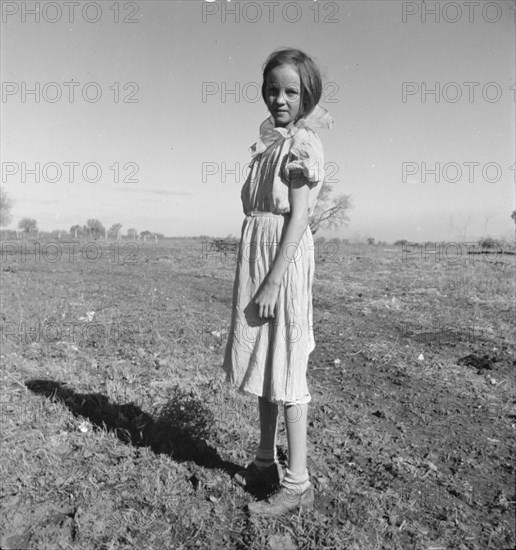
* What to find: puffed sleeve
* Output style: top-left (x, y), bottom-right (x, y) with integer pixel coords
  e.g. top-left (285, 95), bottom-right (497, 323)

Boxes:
top-left (283, 128), bottom-right (324, 188)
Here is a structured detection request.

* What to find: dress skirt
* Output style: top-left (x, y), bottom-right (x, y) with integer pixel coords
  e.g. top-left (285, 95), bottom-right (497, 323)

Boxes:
top-left (222, 210), bottom-right (315, 405)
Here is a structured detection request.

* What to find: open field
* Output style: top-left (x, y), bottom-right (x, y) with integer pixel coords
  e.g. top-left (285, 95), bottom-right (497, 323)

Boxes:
top-left (1, 238), bottom-right (514, 550)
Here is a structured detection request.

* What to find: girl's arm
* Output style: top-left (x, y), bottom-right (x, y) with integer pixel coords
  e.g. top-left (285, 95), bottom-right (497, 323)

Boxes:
top-left (254, 177), bottom-right (310, 318)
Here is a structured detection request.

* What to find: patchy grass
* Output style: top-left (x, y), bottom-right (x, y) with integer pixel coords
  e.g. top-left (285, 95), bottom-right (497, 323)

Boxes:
top-left (1, 238), bottom-right (514, 549)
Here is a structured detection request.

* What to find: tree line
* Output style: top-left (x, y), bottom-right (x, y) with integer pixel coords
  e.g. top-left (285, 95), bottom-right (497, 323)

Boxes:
top-left (2, 186), bottom-right (515, 245)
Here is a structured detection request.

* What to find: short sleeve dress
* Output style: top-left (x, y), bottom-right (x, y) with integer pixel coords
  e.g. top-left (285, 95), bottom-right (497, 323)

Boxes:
top-left (222, 106), bottom-right (333, 405)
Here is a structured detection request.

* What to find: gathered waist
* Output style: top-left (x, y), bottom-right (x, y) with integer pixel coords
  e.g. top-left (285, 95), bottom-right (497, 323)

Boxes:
top-left (245, 210), bottom-right (290, 218)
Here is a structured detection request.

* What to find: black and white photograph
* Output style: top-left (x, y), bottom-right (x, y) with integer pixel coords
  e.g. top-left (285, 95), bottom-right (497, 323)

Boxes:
top-left (0, 1), bottom-right (514, 548)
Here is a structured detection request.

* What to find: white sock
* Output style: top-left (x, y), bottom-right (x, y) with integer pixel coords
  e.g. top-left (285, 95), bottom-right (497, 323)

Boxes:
top-left (253, 447), bottom-right (277, 470)
top-left (281, 467), bottom-right (310, 494)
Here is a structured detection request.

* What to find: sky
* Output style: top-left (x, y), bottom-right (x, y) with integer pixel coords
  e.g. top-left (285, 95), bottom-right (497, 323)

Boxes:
top-left (1, 0), bottom-right (514, 243)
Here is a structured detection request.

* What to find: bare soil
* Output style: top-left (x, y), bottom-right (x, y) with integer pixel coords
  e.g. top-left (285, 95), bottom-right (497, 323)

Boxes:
top-left (0, 239), bottom-right (514, 549)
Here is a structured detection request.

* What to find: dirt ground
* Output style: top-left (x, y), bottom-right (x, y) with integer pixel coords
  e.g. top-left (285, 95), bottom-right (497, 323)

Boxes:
top-left (0, 238), bottom-right (514, 549)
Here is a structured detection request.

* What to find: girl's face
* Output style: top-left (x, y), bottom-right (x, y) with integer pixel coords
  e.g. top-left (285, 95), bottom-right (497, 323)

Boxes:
top-left (264, 65), bottom-right (301, 129)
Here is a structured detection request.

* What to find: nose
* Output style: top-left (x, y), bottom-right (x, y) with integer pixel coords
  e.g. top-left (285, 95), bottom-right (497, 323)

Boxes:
top-left (275, 91), bottom-right (287, 107)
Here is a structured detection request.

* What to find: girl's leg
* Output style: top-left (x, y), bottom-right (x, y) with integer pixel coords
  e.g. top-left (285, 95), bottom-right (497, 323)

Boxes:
top-left (246, 401), bottom-right (312, 514)
top-left (254, 396), bottom-right (279, 468)
top-left (234, 396), bottom-right (281, 487)
top-left (282, 402), bottom-right (310, 493)
top-left (284, 402), bottom-right (308, 473)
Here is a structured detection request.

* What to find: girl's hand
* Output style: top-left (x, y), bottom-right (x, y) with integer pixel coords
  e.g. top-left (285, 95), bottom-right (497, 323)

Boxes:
top-left (254, 279), bottom-right (281, 319)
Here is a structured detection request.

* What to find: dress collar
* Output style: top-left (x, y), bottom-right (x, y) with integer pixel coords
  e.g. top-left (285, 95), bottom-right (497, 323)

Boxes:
top-left (250, 104), bottom-right (333, 158)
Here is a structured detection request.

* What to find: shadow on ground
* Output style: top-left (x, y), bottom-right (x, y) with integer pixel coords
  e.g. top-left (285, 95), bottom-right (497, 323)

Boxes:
top-left (25, 379), bottom-right (240, 477)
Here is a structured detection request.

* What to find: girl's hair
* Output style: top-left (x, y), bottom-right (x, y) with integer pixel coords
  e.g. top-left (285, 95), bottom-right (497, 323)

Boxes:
top-left (261, 48), bottom-right (323, 123)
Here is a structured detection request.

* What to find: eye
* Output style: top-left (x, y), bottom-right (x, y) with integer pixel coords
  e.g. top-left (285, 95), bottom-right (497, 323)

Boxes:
top-left (285, 88), bottom-right (299, 98)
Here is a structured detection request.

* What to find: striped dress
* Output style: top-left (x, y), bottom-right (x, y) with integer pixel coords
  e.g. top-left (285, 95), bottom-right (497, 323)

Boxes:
top-left (222, 106), bottom-right (332, 404)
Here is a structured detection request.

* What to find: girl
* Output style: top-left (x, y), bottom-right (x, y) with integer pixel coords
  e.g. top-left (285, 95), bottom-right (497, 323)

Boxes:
top-left (222, 48), bottom-right (333, 516)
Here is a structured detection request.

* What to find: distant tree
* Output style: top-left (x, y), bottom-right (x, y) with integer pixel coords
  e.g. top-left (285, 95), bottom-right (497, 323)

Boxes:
top-left (140, 230), bottom-right (152, 242)
top-left (127, 228), bottom-right (138, 239)
top-left (85, 219), bottom-right (105, 239)
top-left (0, 187), bottom-right (13, 227)
top-left (511, 210), bottom-right (516, 224)
top-left (108, 223), bottom-right (123, 240)
top-left (394, 239), bottom-right (408, 246)
top-left (18, 217), bottom-right (38, 233)
top-left (70, 224), bottom-right (83, 238)
top-left (479, 237), bottom-right (500, 249)
top-left (367, 237), bottom-right (375, 245)
top-left (309, 182), bottom-right (353, 235)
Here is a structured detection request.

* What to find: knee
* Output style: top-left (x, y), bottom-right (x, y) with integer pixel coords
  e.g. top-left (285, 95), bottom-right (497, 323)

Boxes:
top-left (284, 402), bottom-right (305, 422)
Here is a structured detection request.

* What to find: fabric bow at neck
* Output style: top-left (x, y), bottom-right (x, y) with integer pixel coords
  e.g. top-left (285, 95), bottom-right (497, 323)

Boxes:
top-left (250, 104), bottom-right (333, 158)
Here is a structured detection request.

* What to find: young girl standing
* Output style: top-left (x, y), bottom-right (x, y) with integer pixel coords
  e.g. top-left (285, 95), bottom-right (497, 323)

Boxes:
top-left (222, 48), bottom-right (333, 516)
